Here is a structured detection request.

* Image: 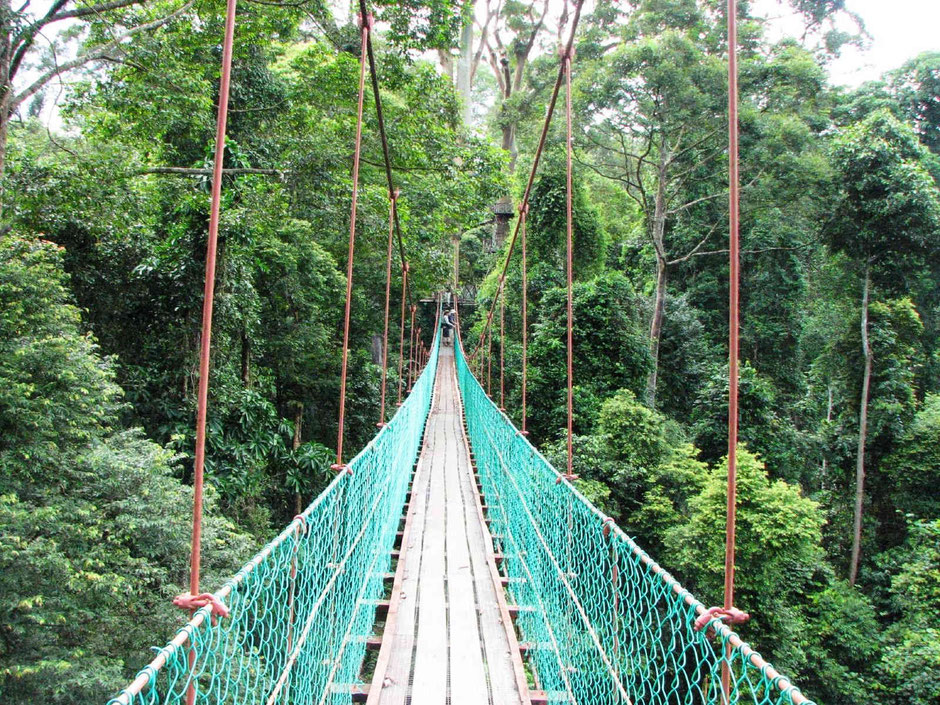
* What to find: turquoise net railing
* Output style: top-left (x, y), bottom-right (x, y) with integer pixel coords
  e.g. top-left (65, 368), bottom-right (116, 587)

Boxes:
top-left (109, 327), bottom-right (441, 705)
top-left (453, 337), bottom-right (814, 705)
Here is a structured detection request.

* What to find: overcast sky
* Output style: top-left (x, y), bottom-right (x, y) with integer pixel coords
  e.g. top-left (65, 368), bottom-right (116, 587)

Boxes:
top-left (755, 0), bottom-right (940, 86)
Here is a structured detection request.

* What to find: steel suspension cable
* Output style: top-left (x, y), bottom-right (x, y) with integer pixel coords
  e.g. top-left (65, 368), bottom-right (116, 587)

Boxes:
top-left (377, 190), bottom-right (398, 427)
top-left (724, 0), bottom-right (742, 697)
top-left (521, 205), bottom-right (529, 435)
top-left (183, 1), bottom-right (237, 702)
top-left (407, 305), bottom-right (416, 392)
top-left (360, 0), bottom-right (413, 308)
top-left (563, 46), bottom-right (575, 479)
top-left (397, 264), bottom-right (408, 405)
top-left (188, 0), bottom-right (237, 605)
top-left (499, 286), bottom-right (505, 409)
top-left (469, 0), bottom-right (585, 363)
top-left (334, 13), bottom-right (371, 470)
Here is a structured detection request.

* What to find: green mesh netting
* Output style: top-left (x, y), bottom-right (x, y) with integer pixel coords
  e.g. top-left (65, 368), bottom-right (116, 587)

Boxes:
top-left (454, 338), bottom-right (815, 705)
top-left (108, 327), bottom-right (441, 705)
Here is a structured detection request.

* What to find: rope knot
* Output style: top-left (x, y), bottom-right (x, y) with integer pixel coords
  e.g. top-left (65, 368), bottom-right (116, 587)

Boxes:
top-left (558, 45), bottom-right (576, 61)
top-left (693, 606), bottom-right (750, 636)
top-left (555, 473), bottom-right (579, 485)
top-left (601, 516), bottom-right (615, 538)
top-left (331, 463), bottom-right (354, 476)
top-left (358, 12), bottom-right (374, 29)
top-left (292, 514), bottom-right (307, 534)
top-left (173, 592), bottom-right (230, 625)
top-left (390, 188), bottom-right (400, 202)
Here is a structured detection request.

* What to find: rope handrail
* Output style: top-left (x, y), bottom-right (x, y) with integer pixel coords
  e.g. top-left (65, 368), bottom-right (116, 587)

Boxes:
top-left (453, 334), bottom-right (814, 705)
top-left (107, 322), bottom-right (442, 705)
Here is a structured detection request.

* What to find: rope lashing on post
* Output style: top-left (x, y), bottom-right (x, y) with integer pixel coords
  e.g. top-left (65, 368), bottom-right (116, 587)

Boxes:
top-left (172, 593), bottom-right (230, 625)
top-left (332, 11), bottom-right (372, 473)
top-left (693, 606), bottom-right (751, 636)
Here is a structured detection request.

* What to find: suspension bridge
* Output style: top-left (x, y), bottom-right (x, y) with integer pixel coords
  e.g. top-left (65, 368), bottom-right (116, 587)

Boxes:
top-left (105, 0), bottom-right (817, 702)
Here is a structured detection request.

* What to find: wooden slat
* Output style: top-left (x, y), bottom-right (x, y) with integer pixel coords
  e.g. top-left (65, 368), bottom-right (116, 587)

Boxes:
top-left (409, 378), bottom-right (448, 702)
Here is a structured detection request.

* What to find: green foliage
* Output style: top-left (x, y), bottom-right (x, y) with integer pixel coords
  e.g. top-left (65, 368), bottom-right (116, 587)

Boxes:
top-left (665, 447), bottom-right (826, 669)
top-left (527, 156), bottom-right (608, 279)
top-left (883, 394), bottom-right (940, 522)
top-left (877, 519), bottom-right (940, 705)
top-left (0, 235), bottom-right (251, 703)
top-left (829, 109), bottom-right (940, 287)
top-left (527, 272), bottom-right (651, 440)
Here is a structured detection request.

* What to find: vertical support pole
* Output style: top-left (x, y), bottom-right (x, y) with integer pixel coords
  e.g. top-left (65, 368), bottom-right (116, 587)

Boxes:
top-left (521, 206), bottom-right (528, 435)
top-left (563, 47), bottom-right (575, 478)
top-left (724, 0), bottom-right (740, 701)
top-left (378, 190), bottom-right (398, 427)
top-left (487, 326), bottom-right (493, 396)
top-left (334, 13), bottom-right (372, 468)
top-left (407, 304), bottom-right (417, 392)
top-left (187, 0), bottom-right (237, 700)
top-left (499, 282), bottom-right (505, 410)
top-left (397, 265), bottom-right (408, 405)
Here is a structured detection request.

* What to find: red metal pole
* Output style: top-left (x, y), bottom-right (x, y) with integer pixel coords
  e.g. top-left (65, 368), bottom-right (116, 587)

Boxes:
top-left (397, 265), bottom-right (408, 405)
top-left (724, 0), bottom-right (740, 699)
top-left (521, 207), bottom-right (528, 435)
top-left (187, 0), bottom-right (237, 700)
top-left (564, 48), bottom-right (575, 479)
top-left (190, 0), bottom-right (237, 608)
top-left (378, 191), bottom-right (398, 427)
top-left (407, 304), bottom-right (416, 392)
top-left (499, 282), bottom-right (505, 409)
top-left (334, 14), bottom-right (371, 468)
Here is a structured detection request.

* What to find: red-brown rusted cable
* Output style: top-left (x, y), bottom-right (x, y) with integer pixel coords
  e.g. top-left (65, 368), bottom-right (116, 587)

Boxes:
top-left (397, 265), bottom-right (408, 405)
top-left (487, 325), bottom-right (493, 395)
top-left (469, 0), bottom-right (585, 363)
top-left (185, 0), bottom-right (237, 700)
top-left (360, 0), bottom-right (412, 309)
top-left (377, 190), bottom-right (398, 427)
top-left (189, 0), bottom-right (237, 605)
top-left (724, 0), bottom-right (741, 697)
top-left (407, 305), bottom-right (416, 392)
top-left (521, 206), bottom-right (529, 434)
top-left (334, 14), bottom-right (371, 469)
top-left (499, 284), bottom-right (505, 409)
top-left (564, 47), bottom-right (575, 479)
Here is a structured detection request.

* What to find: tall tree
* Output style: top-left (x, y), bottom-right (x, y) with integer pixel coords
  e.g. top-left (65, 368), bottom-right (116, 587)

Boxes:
top-left (828, 109), bottom-right (940, 583)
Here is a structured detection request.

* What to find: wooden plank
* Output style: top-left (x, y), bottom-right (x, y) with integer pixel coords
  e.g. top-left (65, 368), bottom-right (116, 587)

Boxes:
top-left (444, 366), bottom-right (489, 705)
top-left (409, 362), bottom-right (449, 703)
top-left (451, 357), bottom-right (531, 705)
top-left (366, 397), bottom-right (434, 705)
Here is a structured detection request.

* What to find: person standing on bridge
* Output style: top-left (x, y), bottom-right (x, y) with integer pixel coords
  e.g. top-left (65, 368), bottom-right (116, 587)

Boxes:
top-left (442, 309), bottom-right (456, 345)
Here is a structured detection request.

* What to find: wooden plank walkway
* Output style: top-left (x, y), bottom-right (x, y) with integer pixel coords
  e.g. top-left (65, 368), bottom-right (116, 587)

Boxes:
top-left (367, 344), bottom-right (530, 705)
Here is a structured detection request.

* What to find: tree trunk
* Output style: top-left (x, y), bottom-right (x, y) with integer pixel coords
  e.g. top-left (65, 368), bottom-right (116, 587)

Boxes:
top-left (647, 257), bottom-right (667, 406)
top-left (0, 1), bottom-right (13, 212)
top-left (293, 403), bottom-right (303, 516)
top-left (850, 264), bottom-right (873, 585)
top-left (371, 334), bottom-right (383, 364)
top-left (241, 331), bottom-right (251, 386)
top-left (646, 159), bottom-right (669, 407)
top-left (456, 20), bottom-right (472, 124)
